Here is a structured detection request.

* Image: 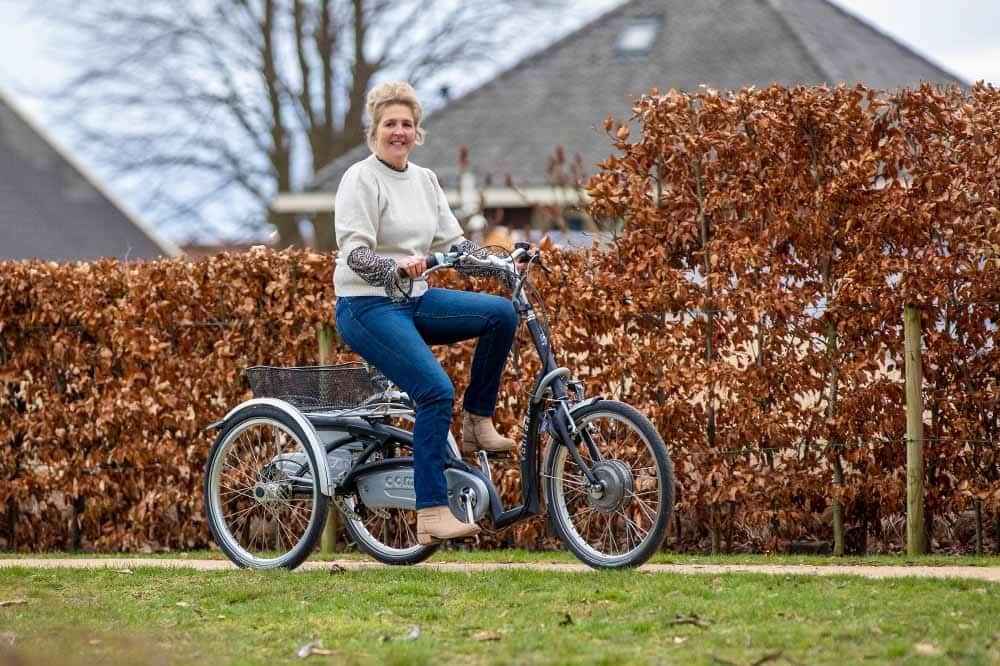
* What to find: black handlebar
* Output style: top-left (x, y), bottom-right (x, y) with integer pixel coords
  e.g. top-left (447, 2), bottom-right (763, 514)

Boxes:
top-left (396, 245), bottom-right (533, 280)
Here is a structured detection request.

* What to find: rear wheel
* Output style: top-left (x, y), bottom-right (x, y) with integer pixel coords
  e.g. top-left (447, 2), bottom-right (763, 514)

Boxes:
top-left (340, 411), bottom-right (443, 565)
top-left (204, 405), bottom-right (327, 569)
top-left (542, 400), bottom-right (674, 569)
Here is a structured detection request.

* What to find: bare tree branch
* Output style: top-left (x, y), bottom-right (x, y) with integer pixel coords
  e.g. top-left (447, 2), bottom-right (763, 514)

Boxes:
top-left (41, 0), bottom-right (571, 246)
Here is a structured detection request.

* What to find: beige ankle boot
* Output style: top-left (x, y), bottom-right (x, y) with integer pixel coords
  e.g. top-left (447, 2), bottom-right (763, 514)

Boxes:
top-left (416, 505), bottom-right (480, 544)
top-left (462, 412), bottom-right (516, 454)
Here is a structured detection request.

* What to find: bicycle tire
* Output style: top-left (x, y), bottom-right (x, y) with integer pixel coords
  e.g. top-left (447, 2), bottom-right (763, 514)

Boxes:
top-left (542, 400), bottom-right (674, 569)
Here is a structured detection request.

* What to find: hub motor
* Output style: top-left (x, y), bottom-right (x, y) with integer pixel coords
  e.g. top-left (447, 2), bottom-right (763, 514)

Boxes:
top-left (587, 460), bottom-right (634, 513)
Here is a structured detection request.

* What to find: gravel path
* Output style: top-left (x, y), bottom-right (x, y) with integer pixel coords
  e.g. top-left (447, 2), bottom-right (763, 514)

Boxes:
top-left (2, 558), bottom-right (999, 582)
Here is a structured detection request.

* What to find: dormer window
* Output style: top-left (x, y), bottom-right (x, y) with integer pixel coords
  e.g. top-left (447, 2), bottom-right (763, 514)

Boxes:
top-left (616, 16), bottom-right (661, 56)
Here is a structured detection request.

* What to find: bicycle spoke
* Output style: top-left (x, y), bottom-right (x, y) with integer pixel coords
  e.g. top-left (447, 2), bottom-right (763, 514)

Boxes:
top-left (622, 511), bottom-right (649, 544)
top-left (223, 502), bottom-right (261, 525)
top-left (402, 515), bottom-right (417, 545)
top-left (219, 487), bottom-right (256, 501)
top-left (628, 492), bottom-right (658, 523)
top-left (541, 471), bottom-right (588, 489)
top-left (222, 461), bottom-right (258, 488)
top-left (273, 511), bottom-right (301, 548)
top-left (229, 505), bottom-right (258, 541)
top-left (601, 514), bottom-right (615, 553)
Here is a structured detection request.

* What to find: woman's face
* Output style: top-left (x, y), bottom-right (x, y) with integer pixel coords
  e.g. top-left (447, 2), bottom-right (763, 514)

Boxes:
top-left (375, 103), bottom-right (416, 167)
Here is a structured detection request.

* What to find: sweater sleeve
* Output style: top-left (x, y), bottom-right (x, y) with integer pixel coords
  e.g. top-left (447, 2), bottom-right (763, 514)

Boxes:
top-left (345, 247), bottom-right (409, 301)
top-left (428, 170), bottom-right (465, 254)
top-left (335, 165), bottom-right (381, 257)
top-left (335, 165), bottom-right (408, 301)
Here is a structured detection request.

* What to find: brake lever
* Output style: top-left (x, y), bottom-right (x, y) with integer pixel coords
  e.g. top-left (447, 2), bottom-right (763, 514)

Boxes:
top-left (527, 253), bottom-right (551, 275)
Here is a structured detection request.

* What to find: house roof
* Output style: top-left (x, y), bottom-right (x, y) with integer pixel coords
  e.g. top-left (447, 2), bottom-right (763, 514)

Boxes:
top-left (0, 90), bottom-right (179, 260)
top-left (310, 0), bottom-right (963, 196)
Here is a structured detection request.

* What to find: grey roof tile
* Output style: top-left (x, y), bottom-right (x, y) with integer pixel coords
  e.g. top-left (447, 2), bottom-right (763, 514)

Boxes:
top-left (311, 0), bottom-right (964, 194)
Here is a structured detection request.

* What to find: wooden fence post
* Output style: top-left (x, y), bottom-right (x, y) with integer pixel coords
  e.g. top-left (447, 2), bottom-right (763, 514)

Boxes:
top-left (317, 322), bottom-right (339, 554)
top-left (903, 305), bottom-right (926, 555)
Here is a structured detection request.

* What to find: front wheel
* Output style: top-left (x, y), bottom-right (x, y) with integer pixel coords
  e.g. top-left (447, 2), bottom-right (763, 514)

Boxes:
top-left (542, 400), bottom-right (674, 569)
top-left (204, 404), bottom-right (328, 569)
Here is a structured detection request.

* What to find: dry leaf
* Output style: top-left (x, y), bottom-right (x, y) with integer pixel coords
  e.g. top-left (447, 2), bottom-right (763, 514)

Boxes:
top-left (473, 631), bottom-right (503, 642)
top-left (0, 599), bottom-right (28, 607)
top-left (913, 643), bottom-right (942, 656)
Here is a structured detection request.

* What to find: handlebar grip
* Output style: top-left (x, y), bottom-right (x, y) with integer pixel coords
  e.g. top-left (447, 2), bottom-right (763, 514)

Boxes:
top-left (397, 254), bottom-right (441, 279)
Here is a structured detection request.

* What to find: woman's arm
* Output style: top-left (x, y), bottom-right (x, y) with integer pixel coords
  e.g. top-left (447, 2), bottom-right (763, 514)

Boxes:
top-left (345, 247), bottom-right (408, 300)
top-left (336, 165), bottom-right (407, 300)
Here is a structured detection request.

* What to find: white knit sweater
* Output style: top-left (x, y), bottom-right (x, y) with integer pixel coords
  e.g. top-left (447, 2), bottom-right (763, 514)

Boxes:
top-left (333, 154), bottom-right (464, 299)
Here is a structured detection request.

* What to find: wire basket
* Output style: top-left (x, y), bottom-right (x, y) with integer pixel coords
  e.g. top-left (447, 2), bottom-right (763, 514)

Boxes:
top-left (243, 362), bottom-right (391, 411)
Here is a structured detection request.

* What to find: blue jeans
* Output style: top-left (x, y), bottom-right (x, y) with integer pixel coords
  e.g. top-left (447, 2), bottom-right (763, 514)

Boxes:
top-left (335, 288), bottom-right (518, 509)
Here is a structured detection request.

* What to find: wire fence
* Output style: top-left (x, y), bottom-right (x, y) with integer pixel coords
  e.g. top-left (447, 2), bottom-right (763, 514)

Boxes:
top-left (2, 298), bottom-right (999, 329)
top-left (3, 437), bottom-right (996, 476)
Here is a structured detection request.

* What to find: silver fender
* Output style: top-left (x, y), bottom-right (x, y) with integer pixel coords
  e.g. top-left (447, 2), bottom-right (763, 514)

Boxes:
top-left (217, 398), bottom-right (333, 497)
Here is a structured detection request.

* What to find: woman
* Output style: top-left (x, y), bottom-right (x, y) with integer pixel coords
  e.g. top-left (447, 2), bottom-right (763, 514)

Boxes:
top-left (333, 82), bottom-right (518, 544)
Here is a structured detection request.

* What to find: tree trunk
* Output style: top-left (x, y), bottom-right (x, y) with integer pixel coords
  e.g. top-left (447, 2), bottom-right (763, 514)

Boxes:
top-left (831, 458), bottom-right (845, 556)
top-left (974, 498), bottom-right (983, 556)
top-left (312, 212), bottom-right (336, 252)
top-left (269, 210), bottom-right (304, 249)
top-left (724, 501), bottom-right (736, 553)
top-left (4, 498), bottom-right (15, 551)
top-left (69, 496), bottom-right (85, 552)
top-left (860, 507), bottom-right (869, 556)
top-left (904, 305), bottom-right (926, 555)
top-left (825, 322), bottom-right (845, 556)
top-left (709, 503), bottom-right (720, 555)
top-left (994, 514), bottom-right (1000, 555)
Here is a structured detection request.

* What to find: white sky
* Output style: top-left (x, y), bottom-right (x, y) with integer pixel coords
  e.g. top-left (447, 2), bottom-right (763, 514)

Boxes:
top-left (0, 0), bottom-right (997, 243)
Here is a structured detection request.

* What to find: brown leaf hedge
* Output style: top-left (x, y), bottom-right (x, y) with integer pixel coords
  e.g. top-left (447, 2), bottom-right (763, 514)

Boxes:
top-left (1, 83), bottom-right (998, 553)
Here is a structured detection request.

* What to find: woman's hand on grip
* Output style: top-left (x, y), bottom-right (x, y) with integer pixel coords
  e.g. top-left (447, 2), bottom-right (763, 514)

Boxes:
top-left (397, 256), bottom-right (427, 279)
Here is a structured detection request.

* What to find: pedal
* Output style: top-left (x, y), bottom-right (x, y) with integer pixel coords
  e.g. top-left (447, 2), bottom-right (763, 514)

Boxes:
top-left (463, 449), bottom-right (515, 463)
top-left (482, 450), bottom-right (516, 461)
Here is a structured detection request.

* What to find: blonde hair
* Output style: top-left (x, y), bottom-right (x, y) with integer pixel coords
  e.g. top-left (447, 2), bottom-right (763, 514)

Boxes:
top-left (365, 82), bottom-right (425, 151)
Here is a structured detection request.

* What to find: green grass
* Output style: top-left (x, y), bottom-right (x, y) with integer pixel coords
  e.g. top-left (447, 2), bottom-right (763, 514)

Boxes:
top-left (3, 548), bottom-right (1000, 568)
top-left (1, 565), bottom-right (998, 665)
